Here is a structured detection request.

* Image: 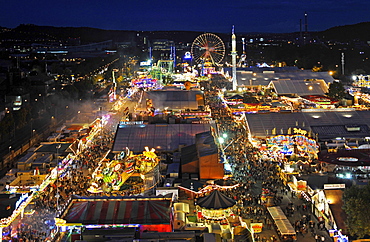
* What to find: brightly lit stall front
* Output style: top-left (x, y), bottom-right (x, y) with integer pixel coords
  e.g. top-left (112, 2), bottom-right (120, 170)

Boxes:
top-left (301, 95), bottom-right (339, 109)
top-left (196, 190), bottom-right (236, 221)
top-left (131, 78), bottom-right (158, 89)
top-left (312, 189), bottom-right (348, 236)
top-left (224, 94), bottom-right (244, 106)
top-left (286, 175), bottom-right (311, 200)
top-left (229, 103), bottom-right (259, 115)
top-left (180, 111), bottom-right (212, 121)
top-left (7, 173), bottom-right (48, 194)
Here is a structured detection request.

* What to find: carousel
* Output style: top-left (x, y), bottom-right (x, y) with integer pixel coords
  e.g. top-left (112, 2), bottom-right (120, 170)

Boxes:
top-left (196, 189), bottom-right (236, 220)
top-left (87, 147), bottom-right (160, 194)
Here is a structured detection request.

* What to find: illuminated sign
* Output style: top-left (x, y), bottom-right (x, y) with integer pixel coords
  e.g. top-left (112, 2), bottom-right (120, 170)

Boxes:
top-left (181, 112), bottom-right (210, 116)
top-left (184, 52), bottom-right (192, 59)
top-left (329, 229), bottom-right (348, 242)
top-left (120, 121), bottom-right (144, 125)
top-left (119, 121), bottom-right (146, 128)
top-left (324, 184), bottom-right (345, 189)
top-left (251, 223), bottom-right (263, 233)
top-left (337, 157), bottom-right (358, 162)
top-left (191, 120), bottom-right (212, 124)
top-left (293, 128), bottom-right (307, 135)
top-left (140, 61), bottom-right (151, 66)
top-left (345, 125), bottom-right (361, 132)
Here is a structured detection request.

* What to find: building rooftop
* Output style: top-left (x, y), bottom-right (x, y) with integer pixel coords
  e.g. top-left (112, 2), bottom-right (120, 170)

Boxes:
top-left (137, 89), bottom-right (205, 111)
top-left (60, 195), bottom-right (172, 225)
top-left (271, 79), bottom-right (329, 96)
top-left (195, 131), bottom-right (218, 157)
top-left (231, 68), bottom-right (335, 87)
top-left (34, 143), bottom-right (71, 154)
top-left (196, 190), bottom-right (236, 209)
top-left (112, 123), bottom-right (214, 153)
top-left (245, 110), bottom-right (370, 140)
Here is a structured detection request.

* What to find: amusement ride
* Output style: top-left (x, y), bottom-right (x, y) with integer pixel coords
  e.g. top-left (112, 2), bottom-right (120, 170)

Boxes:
top-left (191, 33), bottom-right (225, 66)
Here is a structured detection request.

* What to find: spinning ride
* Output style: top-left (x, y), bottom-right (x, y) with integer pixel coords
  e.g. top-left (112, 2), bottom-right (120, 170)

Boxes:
top-left (88, 147), bottom-right (160, 194)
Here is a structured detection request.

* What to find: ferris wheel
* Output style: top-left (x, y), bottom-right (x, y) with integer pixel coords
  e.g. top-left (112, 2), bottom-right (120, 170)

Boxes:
top-left (191, 33), bottom-right (225, 66)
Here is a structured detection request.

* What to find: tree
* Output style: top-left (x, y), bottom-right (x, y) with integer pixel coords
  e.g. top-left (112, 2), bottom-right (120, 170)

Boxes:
top-left (327, 81), bottom-right (346, 100)
top-left (342, 184), bottom-right (370, 238)
top-left (0, 112), bottom-right (14, 140)
top-left (13, 105), bottom-right (30, 128)
top-left (352, 69), bottom-right (366, 75)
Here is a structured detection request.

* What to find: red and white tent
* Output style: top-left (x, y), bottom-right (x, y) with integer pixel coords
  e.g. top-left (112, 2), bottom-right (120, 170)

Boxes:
top-left (59, 196), bottom-right (173, 232)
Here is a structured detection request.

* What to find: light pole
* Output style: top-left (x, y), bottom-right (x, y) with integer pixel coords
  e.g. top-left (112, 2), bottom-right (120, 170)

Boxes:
top-left (8, 146), bottom-right (12, 161)
top-left (56, 144), bottom-right (61, 213)
top-left (30, 118), bottom-right (33, 137)
top-left (31, 129), bottom-right (36, 145)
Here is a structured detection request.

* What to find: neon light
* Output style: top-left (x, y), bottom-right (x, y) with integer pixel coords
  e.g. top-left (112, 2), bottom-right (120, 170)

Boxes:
top-left (15, 193), bottom-right (29, 209)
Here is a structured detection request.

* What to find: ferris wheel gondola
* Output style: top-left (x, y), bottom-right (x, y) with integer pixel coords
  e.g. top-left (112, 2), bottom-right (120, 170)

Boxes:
top-left (191, 33), bottom-right (225, 66)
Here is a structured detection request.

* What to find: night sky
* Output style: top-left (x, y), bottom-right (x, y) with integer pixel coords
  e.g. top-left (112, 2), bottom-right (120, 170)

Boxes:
top-left (1, 0), bottom-right (370, 33)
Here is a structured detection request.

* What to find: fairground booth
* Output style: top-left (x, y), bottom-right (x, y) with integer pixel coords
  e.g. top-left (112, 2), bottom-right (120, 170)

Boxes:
top-left (312, 188), bottom-right (348, 239)
top-left (267, 206), bottom-right (296, 241)
top-left (55, 194), bottom-right (174, 241)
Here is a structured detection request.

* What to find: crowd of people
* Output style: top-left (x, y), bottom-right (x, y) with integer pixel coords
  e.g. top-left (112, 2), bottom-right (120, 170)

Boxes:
top-left (14, 207), bottom-right (54, 242)
top-left (205, 91), bottom-right (330, 242)
top-left (3, 89), bottom-right (331, 242)
top-left (6, 123), bottom-right (115, 241)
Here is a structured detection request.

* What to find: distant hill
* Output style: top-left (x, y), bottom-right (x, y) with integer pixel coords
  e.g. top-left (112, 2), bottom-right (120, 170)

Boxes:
top-left (1, 22), bottom-right (370, 45)
top-left (318, 22), bottom-right (370, 42)
top-left (0, 24), bottom-right (232, 45)
top-left (13, 24), bottom-right (138, 44)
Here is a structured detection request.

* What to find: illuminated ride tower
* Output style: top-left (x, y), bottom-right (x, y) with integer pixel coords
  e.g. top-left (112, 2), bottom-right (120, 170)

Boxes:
top-left (231, 26), bottom-right (238, 91)
top-left (238, 38), bottom-right (247, 67)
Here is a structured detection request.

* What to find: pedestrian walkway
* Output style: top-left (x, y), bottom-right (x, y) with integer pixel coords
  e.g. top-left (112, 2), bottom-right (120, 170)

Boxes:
top-left (282, 191), bottom-right (332, 242)
top-left (238, 178), bottom-right (333, 242)
top-left (205, 92), bottom-right (336, 242)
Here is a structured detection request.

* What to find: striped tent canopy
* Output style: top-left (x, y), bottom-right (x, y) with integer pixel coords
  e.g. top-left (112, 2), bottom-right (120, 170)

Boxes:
top-left (61, 196), bottom-right (172, 225)
top-left (196, 190), bottom-right (236, 210)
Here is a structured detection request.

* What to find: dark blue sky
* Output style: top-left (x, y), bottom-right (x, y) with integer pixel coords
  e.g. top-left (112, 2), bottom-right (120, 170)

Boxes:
top-left (1, 0), bottom-right (370, 33)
